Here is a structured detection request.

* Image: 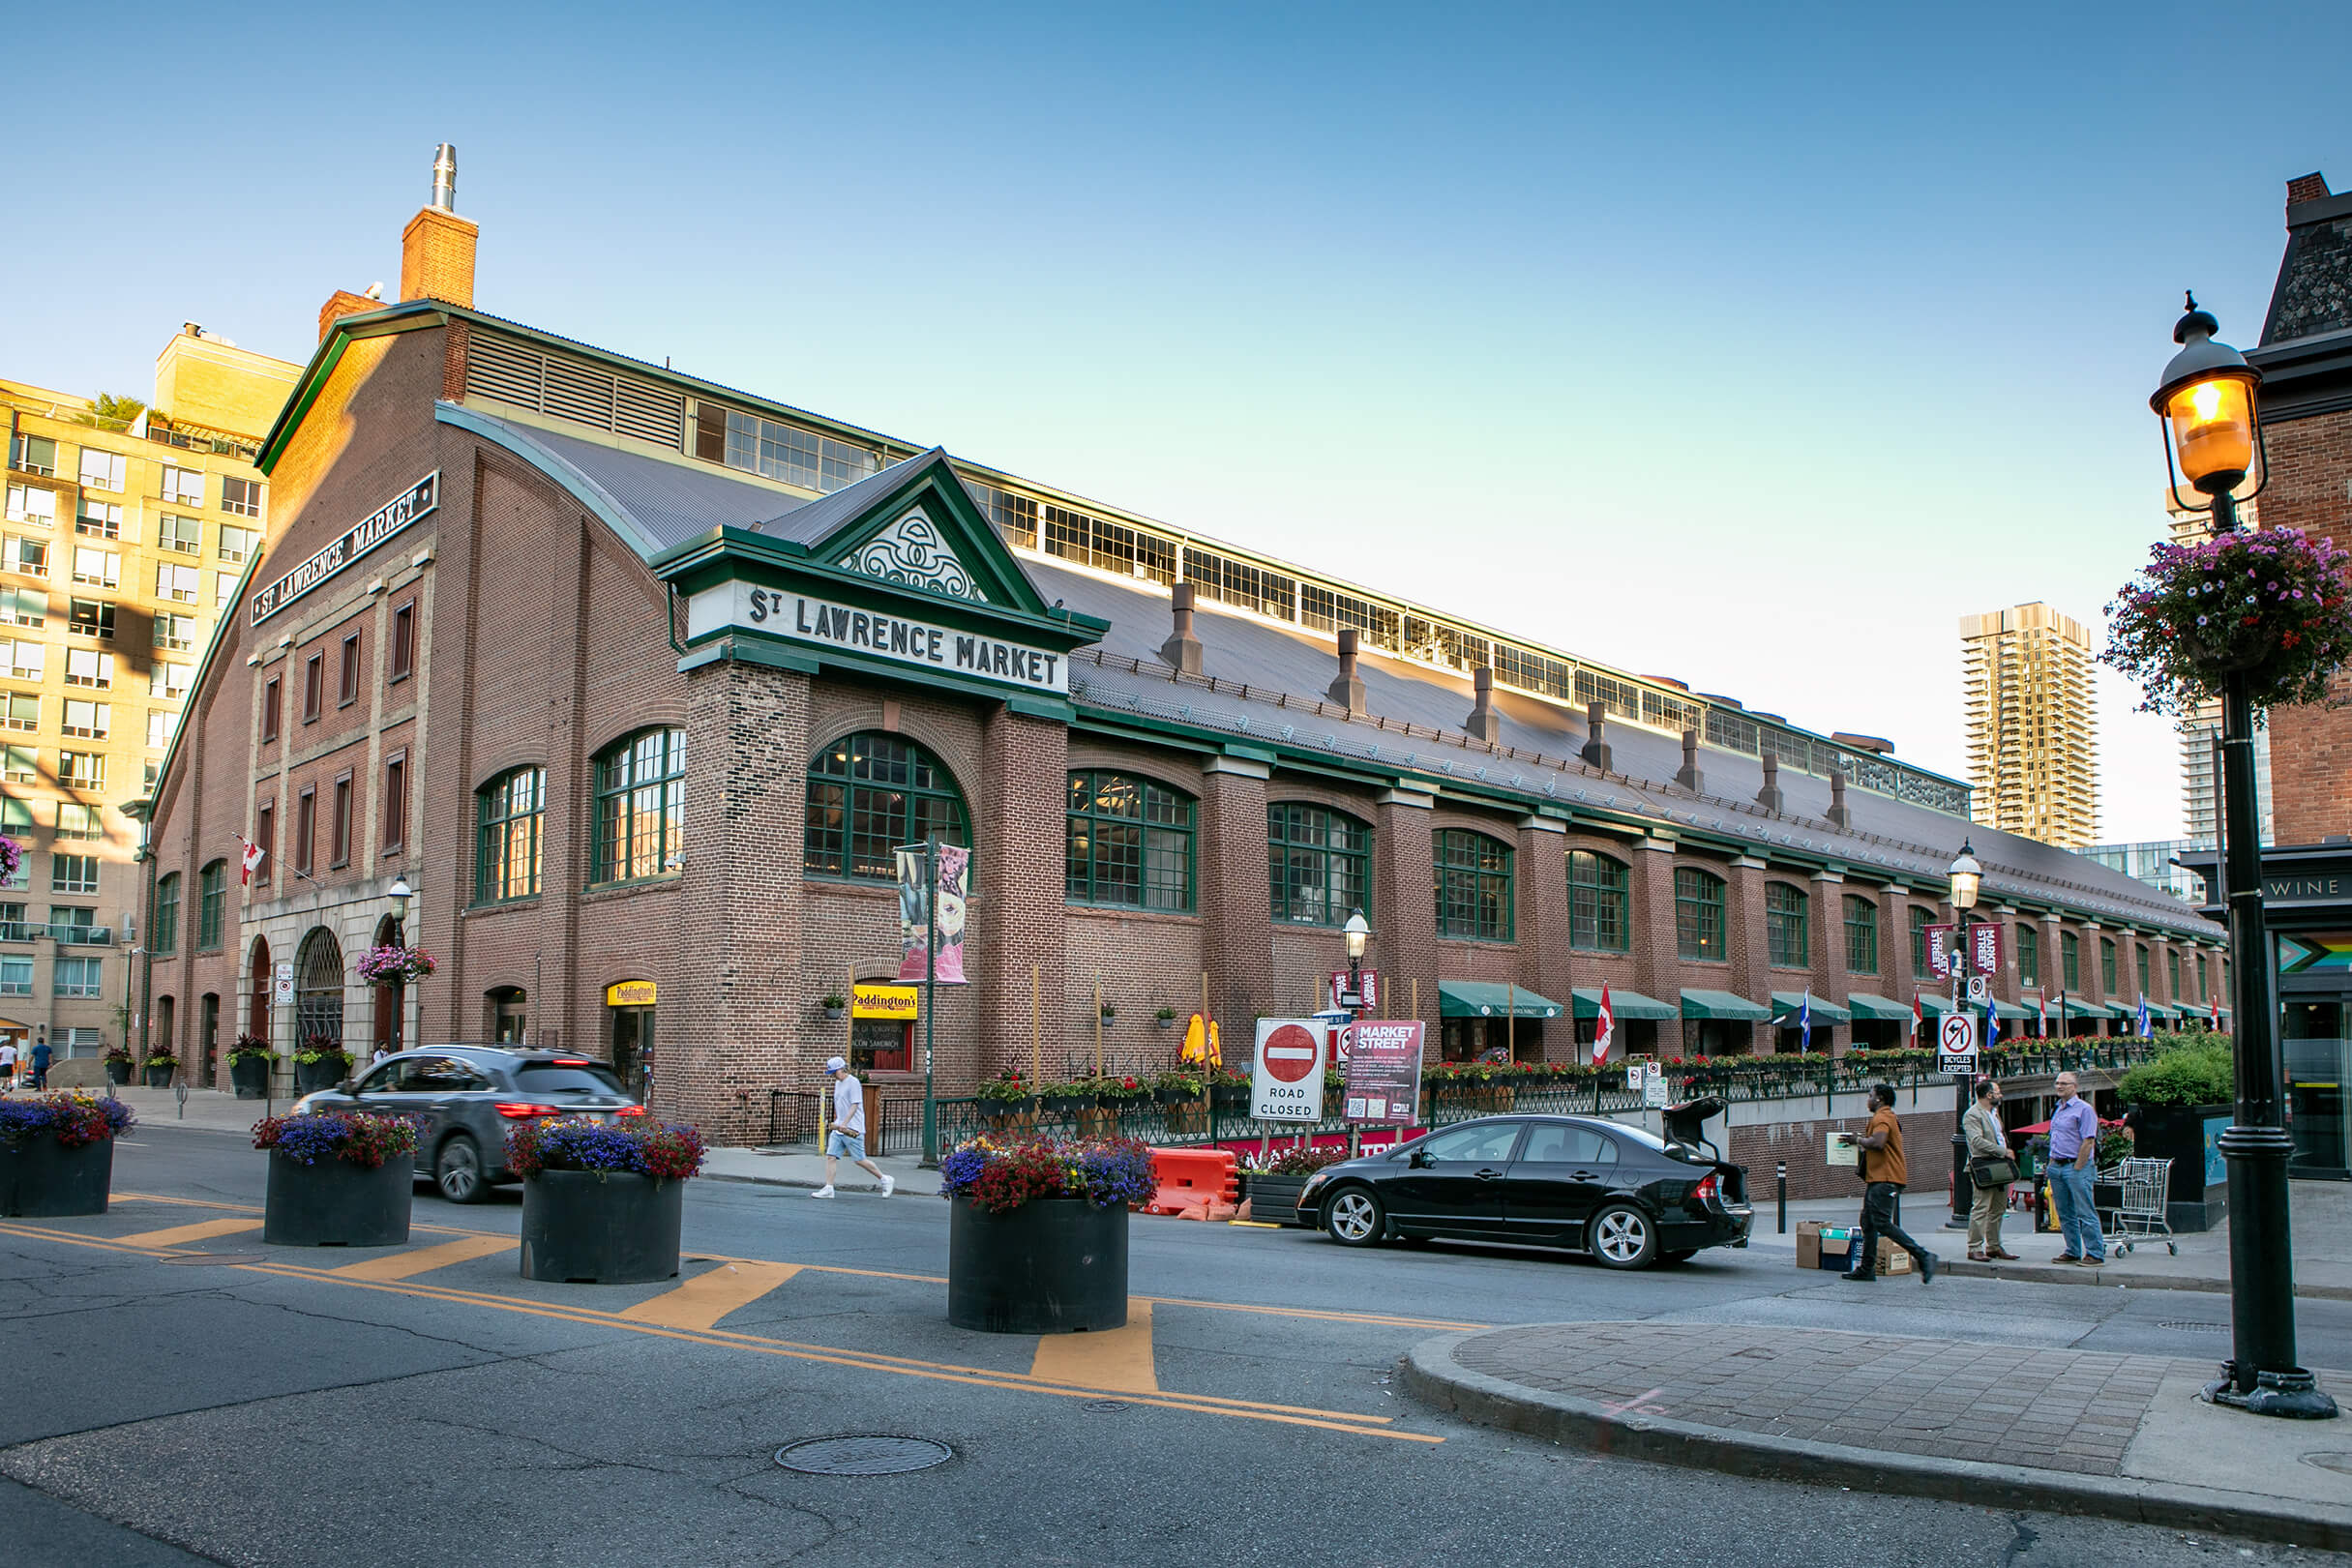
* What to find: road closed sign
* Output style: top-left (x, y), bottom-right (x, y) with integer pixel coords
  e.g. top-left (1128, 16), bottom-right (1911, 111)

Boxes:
top-left (1252, 1019), bottom-right (1327, 1123)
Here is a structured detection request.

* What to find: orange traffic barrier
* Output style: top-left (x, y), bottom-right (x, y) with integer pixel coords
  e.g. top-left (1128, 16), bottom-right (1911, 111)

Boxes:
top-left (1143, 1147), bottom-right (1239, 1218)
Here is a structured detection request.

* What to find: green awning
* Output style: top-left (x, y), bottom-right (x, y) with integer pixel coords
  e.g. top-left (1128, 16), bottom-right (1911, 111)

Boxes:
top-left (1843, 992), bottom-right (1915, 1021)
top-left (1571, 987), bottom-right (1677, 1021)
top-left (1681, 989), bottom-right (1772, 1021)
top-left (2142, 1001), bottom-right (2181, 1020)
top-left (2046, 999), bottom-right (2115, 1020)
top-left (1990, 1000), bottom-right (2033, 1021)
top-left (1920, 993), bottom-right (1960, 1016)
top-left (1769, 991), bottom-right (1850, 1025)
top-left (1437, 980), bottom-right (1564, 1020)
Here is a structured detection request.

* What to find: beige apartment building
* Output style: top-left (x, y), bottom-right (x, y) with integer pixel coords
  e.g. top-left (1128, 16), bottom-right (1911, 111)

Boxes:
top-left (1, 326), bottom-right (299, 1071)
top-left (1960, 602), bottom-right (2099, 849)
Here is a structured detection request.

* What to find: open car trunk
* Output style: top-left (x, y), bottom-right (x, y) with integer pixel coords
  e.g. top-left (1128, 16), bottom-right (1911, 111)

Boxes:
top-left (1661, 1096), bottom-right (1748, 1204)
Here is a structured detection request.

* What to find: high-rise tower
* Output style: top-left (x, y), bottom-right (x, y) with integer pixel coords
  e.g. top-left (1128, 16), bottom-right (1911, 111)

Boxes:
top-left (1959, 602), bottom-right (2099, 848)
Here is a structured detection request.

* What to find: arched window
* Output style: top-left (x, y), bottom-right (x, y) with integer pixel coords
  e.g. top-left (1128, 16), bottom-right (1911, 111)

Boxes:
top-left (294, 927), bottom-right (343, 1050)
top-left (2101, 936), bottom-right (2118, 993)
top-left (1066, 771), bottom-right (1194, 911)
top-left (1844, 896), bottom-right (1878, 975)
top-left (1676, 869), bottom-right (1726, 962)
top-left (2167, 947), bottom-right (2182, 999)
top-left (592, 728), bottom-right (685, 884)
top-left (1436, 829), bottom-right (1512, 941)
top-left (196, 860), bottom-right (225, 951)
top-left (1567, 850), bottom-right (1628, 952)
top-left (2136, 942), bottom-right (2151, 998)
top-left (2017, 925), bottom-right (2040, 988)
top-left (477, 766), bottom-right (546, 902)
top-left (153, 873), bottom-right (179, 957)
top-left (2063, 931), bottom-right (2081, 991)
top-left (1909, 905), bottom-right (1936, 978)
top-left (1268, 803), bottom-right (1370, 926)
top-left (805, 732), bottom-right (968, 881)
top-left (1766, 882), bottom-right (1807, 968)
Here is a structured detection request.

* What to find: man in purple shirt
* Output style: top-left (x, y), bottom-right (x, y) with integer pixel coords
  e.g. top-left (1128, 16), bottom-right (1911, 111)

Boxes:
top-left (2045, 1072), bottom-right (2105, 1265)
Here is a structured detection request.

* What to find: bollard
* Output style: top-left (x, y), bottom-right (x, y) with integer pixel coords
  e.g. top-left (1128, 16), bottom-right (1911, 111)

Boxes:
top-left (1776, 1161), bottom-right (1787, 1234)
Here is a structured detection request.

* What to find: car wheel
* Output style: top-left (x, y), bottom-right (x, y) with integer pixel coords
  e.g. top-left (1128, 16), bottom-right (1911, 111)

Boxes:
top-left (1324, 1187), bottom-right (1386, 1248)
top-left (435, 1133), bottom-right (488, 1204)
top-left (1658, 1249), bottom-right (1698, 1265)
top-left (1588, 1202), bottom-right (1657, 1269)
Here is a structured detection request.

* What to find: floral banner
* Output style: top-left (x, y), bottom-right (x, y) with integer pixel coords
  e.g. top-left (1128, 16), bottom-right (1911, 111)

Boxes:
top-left (897, 843), bottom-right (969, 985)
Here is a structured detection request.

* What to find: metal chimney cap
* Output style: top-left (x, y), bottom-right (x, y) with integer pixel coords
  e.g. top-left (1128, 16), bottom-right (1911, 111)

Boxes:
top-left (431, 143), bottom-right (458, 211)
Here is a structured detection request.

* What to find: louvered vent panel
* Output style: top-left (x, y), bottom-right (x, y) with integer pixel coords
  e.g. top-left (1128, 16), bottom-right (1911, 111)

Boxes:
top-left (540, 356), bottom-right (616, 428)
top-left (465, 334), bottom-right (545, 408)
top-left (614, 376), bottom-right (685, 448)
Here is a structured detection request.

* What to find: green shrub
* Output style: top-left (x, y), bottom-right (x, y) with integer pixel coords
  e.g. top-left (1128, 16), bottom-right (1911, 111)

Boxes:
top-left (2117, 1031), bottom-right (2234, 1109)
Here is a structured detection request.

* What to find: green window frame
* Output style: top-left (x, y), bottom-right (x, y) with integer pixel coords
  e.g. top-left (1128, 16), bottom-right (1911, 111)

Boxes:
top-left (1909, 905), bottom-right (1934, 979)
top-left (1676, 868), bottom-right (1726, 962)
top-left (196, 860), bottom-right (224, 951)
top-left (1844, 895), bottom-right (1878, 974)
top-left (152, 873), bottom-right (179, 957)
top-left (477, 767), bottom-right (546, 902)
top-left (593, 729), bottom-right (686, 885)
top-left (2168, 948), bottom-right (2181, 999)
top-left (2017, 925), bottom-right (2039, 989)
top-left (2197, 954), bottom-right (2209, 1003)
top-left (1435, 829), bottom-right (1513, 941)
top-left (1066, 771), bottom-right (1194, 911)
top-left (1268, 803), bottom-right (1370, 926)
top-left (2136, 943), bottom-right (2151, 998)
top-left (1765, 882), bottom-right (1807, 968)
top-left (804, 732), bottom-right (968, 882)
top-left (2101, 937), bottom-right (2117, 993)
top-left (1567, 850), bottom-right (1628, 952)
top-left (2063, 931), bottom-right (2080, 991)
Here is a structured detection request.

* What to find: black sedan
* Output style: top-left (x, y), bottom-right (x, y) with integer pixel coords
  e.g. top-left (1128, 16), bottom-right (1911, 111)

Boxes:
top-left (1295, 1106), bottom-right (1752, 1268)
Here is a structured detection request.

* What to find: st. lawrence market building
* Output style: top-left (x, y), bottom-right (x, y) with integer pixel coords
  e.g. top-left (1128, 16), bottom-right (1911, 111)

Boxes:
top-left (134, 182), bottom-right (2222, 1156)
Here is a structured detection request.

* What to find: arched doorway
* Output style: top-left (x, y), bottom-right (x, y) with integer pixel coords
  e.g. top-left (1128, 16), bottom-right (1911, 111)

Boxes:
top-left (156, 996), bottom-right (175, 1068)
top-left (199, 993), bottom-right (221, 1086)
top-left (370, 915), bottom-right (405, 1058)
top-left (294, 928), bottom-right (345, 1050)
top-left (247, 935), bottom-right (272, 1042)
top-left (487, 986), bottom-right (527, 1044)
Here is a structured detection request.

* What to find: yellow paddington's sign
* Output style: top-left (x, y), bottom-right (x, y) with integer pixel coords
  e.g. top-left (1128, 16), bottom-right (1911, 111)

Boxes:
top-left (852, 982), bottom-right (918, 1021)
top-left (606, 980), bottom-right (656, 1007)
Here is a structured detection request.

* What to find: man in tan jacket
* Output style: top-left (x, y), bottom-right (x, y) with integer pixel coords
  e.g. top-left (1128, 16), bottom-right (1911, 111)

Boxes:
top-left (1963, 1078), bottom-right (2018, 1260)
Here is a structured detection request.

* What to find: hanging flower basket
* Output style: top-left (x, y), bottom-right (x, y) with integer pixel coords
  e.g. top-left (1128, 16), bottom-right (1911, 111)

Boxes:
top-left (355, 945), bottom-right (438, 988)
top-left (2104, 526), bottom-right (2352, 716)
top-left (0, 834), bottom-right (19, 884)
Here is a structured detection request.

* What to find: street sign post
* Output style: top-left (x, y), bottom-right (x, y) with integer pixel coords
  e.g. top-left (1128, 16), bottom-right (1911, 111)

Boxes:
top-left (1937, 1012), bottom-right (1980, 1075)
top-left (1966, 974), bottom-right (1990, 1006)
top-left (1251, 1019), bottom-right (1326, 1123)
top-left (1328, 969), bottom-right (1380, 1012)
top-left (272, 962), bottom-right (294, 1008)
top-left (1628, 1060), bottom-right (1669, 1109)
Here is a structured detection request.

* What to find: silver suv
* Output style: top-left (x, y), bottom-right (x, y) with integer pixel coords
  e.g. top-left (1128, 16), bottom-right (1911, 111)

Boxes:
top-left (292, 1047), bottom-right (642, 1202)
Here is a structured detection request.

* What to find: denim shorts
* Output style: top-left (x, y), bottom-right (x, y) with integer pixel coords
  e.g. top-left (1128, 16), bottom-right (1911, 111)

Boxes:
top-left (827, 1129), bottom-right (866, 1162)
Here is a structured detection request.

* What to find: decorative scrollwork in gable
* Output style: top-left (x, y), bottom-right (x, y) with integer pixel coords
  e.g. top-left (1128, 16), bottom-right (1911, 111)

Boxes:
top-left (848, 509), bottom-right (984, 602)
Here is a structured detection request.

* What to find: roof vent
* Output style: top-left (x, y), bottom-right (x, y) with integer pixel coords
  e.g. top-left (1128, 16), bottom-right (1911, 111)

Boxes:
top-left (1756, 752), bottom-right (1784, 814)
top-left (1828, 768), bottom-right (1852, 829)
top-left (1580, 703), bottom-right (1612, 774)
top-left (1328, 628), bottom-right (1366, 714)
top-left (1675, 728), bottom-right (1704, 793)
top-left (1465, 666), bottom-right (1500, 744)
top-left (1160, 582), bottom-right (1204, 676)
top-left (432, 142), bottom-right (458, 211)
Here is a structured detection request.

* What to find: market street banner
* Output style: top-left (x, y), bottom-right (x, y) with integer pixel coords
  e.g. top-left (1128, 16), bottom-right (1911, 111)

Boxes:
top-left (896, 843), bottom-right (970, 984)
top-left (1340, 1021), bottom-right (1426, 1126)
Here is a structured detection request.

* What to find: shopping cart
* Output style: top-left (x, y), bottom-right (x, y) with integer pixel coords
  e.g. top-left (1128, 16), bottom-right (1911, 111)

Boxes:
top-left (2098, 1156), bottom-right (2177, 1257)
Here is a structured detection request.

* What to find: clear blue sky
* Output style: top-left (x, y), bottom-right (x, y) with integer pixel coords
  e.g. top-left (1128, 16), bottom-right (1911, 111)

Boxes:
top-left (9, 1), bottom-right (2349, 842)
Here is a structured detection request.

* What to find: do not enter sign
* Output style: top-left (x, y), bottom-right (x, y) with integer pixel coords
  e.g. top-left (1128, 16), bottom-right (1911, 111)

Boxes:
top-left (1252, 1019), bottom-right (1328, 1122)
top-left (1260, 1023), bottom-right (1320, 1082)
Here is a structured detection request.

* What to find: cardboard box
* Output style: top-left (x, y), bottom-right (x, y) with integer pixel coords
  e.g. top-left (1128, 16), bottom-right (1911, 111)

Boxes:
top-left (1796, 1221), bottom-right (1913, 1274)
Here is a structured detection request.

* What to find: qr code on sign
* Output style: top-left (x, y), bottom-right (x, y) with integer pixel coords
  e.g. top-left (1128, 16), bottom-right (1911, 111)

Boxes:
top-left (1346, 1097), bottom-right (1367, 1117)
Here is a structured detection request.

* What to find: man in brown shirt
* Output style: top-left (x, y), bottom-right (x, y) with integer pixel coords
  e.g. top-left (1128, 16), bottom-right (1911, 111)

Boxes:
top-left (1839, 1081), bottom-right (1938, 1285)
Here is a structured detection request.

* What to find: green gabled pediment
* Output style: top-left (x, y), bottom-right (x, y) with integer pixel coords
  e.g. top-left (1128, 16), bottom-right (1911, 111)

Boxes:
top-left (796, 448), bottom-right (1050, 616)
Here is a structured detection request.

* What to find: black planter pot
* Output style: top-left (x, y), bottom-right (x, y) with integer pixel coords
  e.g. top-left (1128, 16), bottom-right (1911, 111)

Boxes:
top-left (1040, 1095), bottom-right (1086, 1115)
top-left (294, 1059), bottom-right (347, 1094)
top-left (104, 1060), bottom-right (131, 1086)
top-left (1210, 1086), bottom-right (1247, 1111)
top-left (1247, 1172), bottom-right (1311, 1228)
top-left (0, 1135), bottom-right (114, 1217)
top-left (229, 1056), bottom-right (272, 1100)
top-left (978, 1095), bottom-right (1036, 1117)
top-left (141, 1064), bottom-right (174, 1088)
top-left (946, 1196), bottom-right (1127, 1334)
top-left (262, 1150), bottom-right (413, 1246)
top-left (2129, 1103), bottom-right (2234, 1231)
top-left (519, 1169), bottom-right (685, 1284)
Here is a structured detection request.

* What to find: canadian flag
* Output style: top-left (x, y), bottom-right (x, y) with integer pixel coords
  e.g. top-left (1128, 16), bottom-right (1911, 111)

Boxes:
top-left (1591, 982), bottom-right (1616, 1067)
top-left (1910, 992), bottom-right (1924, 1039)
top-left (236, 834), bottom-right (266, 887)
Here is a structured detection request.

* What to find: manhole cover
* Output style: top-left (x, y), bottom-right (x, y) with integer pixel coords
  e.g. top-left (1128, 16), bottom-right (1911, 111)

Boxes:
top-left (160, 1253), bottom-right (265, 1266)
top-left (2158, 1320), bottom-right (2228, 1332)
top-left (2304, 1453), bottom-right (2352, 1476)
top-left (774, 1436), bottom-right (952, 1476)
top-left (1083, 1400), bottom-right (1130, 1412)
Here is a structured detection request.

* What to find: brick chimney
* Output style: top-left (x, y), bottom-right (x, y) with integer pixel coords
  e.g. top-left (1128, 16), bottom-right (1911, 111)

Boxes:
top-left (1579, 702), bottom-right (1611, 773)
top-left (1465, 667), bottom-right (1501, 743)
top-left (1756, 752), bottom-right (1784, 813)
top-left (401, 143), bottom-right (478, 309)
top-left (1328, 629), bottom-right (1367, 712)
top-left (1675, 727), bottom-right (1704, 793)
top-left (317, 288), bottom-right (382, 342)
top-left (1160, 582), bottom-right (1204, 676)
top-left (1828, 767), bottom-right (1852, 829)
top-left (2287, 171), bottom-right (2333, 208)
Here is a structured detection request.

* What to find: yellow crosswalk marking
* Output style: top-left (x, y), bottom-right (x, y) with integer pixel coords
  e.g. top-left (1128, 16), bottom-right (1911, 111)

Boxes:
top-left (111, 1217), bottom-right (263, 1249)
top-left (618, 1260), bottom-right (800, 1329)
top-left (1027, 1298), bottom-right (1157, 1393)
top-left (329, 1233), bottom-right (515, 1281)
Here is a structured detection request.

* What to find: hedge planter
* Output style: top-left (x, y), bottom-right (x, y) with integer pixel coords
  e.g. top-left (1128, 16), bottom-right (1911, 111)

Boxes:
top-left (262, 1148), bottom-right (412, 1247)
top-left (104, 1059), bottom-right (132, 1086)
top-left (294, 1059), bottom-right (346, 1094)
top-left (0, 1135), bottom-right (113, 1218)
top-left (1246, 1172), bottom-right (1311, 1228)
top-left (229, 1056), bottom-right (273, 1100)
top-left (2129, 1102), bottom-right (2235, 1232)
top-left (519, 1169), bottom-right (685, 1284)
top-left (142, 1064), bottom-right (175, 1089)
top-left (947, 1196), bottom-right (1128, 1334)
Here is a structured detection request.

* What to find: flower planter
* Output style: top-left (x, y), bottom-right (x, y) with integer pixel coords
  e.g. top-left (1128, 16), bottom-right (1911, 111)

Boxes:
top-left (1246, 1172), bottom-right (1311, 1228)
top-left (294, 1059), bottom-right (346, 1094)
top-left (822, 1007), bottom-right (846, 1023)
top-left (262, 1149), bottom-right (413, 1246)
top-left (229, 1056), bottom-right (273, 1100)
top-left (0, 1135), bottom-right (113, 1217)
top-left (946, 1196), bottom-right (1128, 1334)
top-left (519, 1169), bottom-right (684, 1284)
top-left (142, 1064), bottom-right (175, 1088)
top-left (2128, 1102), bottom-right (2234, 1231)
top-left (104, 1060), bottom-right (132, 1086)
top-left (1209, 1085), bottom-right (1248, 1112)
top-left (1039, 1094), bottom-right (1087, 1116)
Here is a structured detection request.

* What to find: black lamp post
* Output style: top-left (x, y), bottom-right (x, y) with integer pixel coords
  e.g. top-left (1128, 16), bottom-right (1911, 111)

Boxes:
top-left (2152, 295), bottom-right (2337, 1419)
top-left (1343, 909), bottom-right (1371, 1018)
top-left (1945, 842), bottom-right (1981, 1230)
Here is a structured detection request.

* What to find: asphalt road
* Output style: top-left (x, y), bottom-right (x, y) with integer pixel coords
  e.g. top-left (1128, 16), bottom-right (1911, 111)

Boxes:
top-left (2, 1125), bottom-right (2344, 1568)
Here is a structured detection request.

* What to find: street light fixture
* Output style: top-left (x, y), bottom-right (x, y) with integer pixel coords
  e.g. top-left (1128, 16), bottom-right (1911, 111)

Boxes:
top-left (2150, 296), bottom-right (2334, 1420)
top-left (386, 875), bottom-right (415, 1054)
top-left (1944, 841), bottom-right (1981, 1231)
top-left (1343, 909), bottom-right (1371, 1009)
top-left (387, 875), bottom-right (413, 924)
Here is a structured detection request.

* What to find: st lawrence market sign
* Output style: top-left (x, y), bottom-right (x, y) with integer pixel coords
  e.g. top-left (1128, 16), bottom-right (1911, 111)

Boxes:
top-left (689, 582), bottom-right (1069, 695)
top-left (251, 471), bottom-right (438, 625)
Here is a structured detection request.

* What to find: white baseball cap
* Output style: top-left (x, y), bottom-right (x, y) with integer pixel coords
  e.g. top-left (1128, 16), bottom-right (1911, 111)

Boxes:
top-left (824, 1056), bottom-right (847, 1075)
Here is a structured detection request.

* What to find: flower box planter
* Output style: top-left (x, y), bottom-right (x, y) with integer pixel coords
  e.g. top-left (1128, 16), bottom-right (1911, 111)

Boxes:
top-left (1246, 1172), bottom-right (1311, 1228)
top-left (1209, 1085), bottom-right (1248, 1112)
top-left (1039, 1094), bottom-right (1088, 1116)
top-left (519, 1169), bottom-right (685, 1284)
top-left (0, 1134), bottom-right (114, 1217)
top-left (229, 1056), bottom-right (273, 1100)
top-left (104, 1059), bottom-right (132, 1086)
top-left (946, 1196), bottom-right (1128, 1334)
top-left (142, 1063), bottom-right (175, 1088)
top-left (294, 1059), bottom-right (346, 1094)
top-left (262, 1148), bottom-right (412, 1247)
top-left (2128, 1102), bottom-right (2234, 1232)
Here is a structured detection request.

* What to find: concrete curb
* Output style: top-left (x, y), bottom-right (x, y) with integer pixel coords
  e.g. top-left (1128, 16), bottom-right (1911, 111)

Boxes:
top-left (1935, 1256), bottom-right (2352, 1300)
top-left (1403, 1326), bottom-right (2352, 1553)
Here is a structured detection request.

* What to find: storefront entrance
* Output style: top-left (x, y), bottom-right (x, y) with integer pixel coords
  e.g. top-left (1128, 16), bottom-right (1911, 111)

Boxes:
top-left (608, 980), bottom-right (656, 1099)
top-left (2283, 996), bottom-right (2350, 1181)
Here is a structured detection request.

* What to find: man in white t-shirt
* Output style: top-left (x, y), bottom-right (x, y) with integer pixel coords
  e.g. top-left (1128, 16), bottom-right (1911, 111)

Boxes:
top-left (0, 1039), bottom-right (15, 1090)
top-left (813, 1055), bottom-right (893, 1198)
